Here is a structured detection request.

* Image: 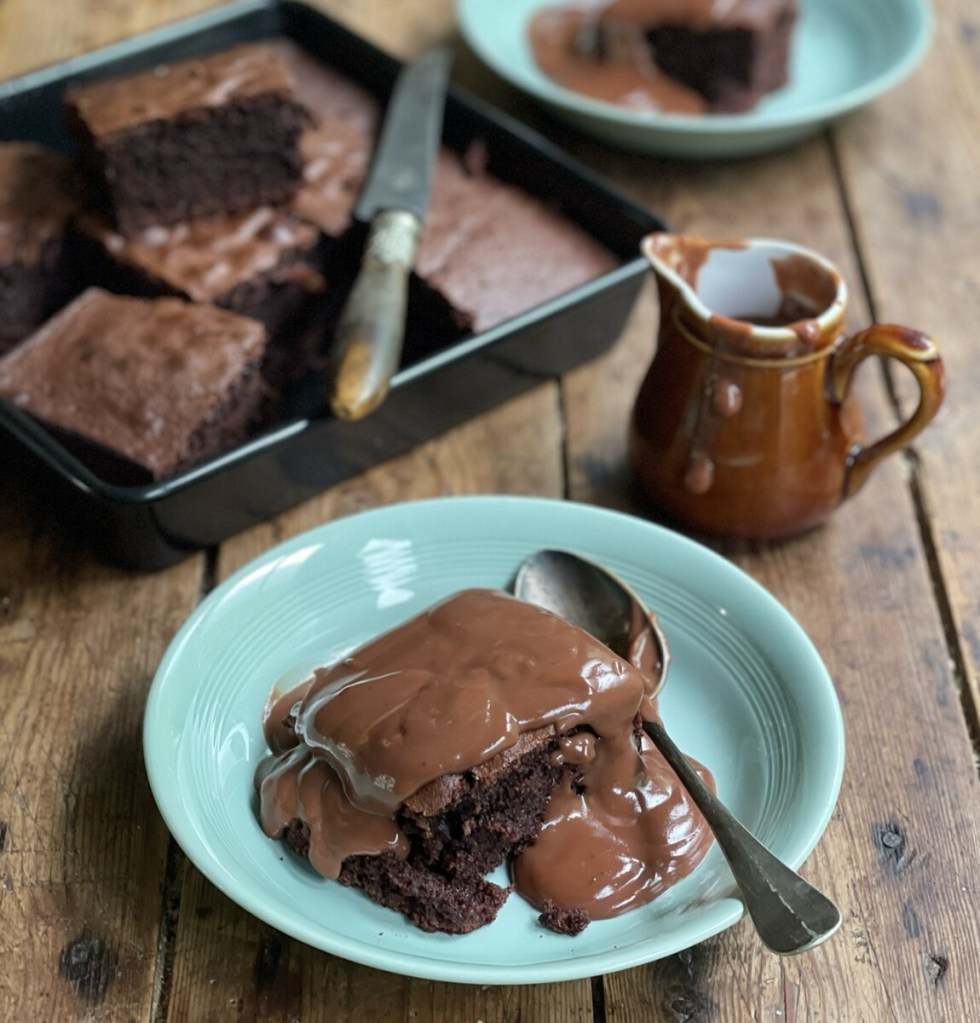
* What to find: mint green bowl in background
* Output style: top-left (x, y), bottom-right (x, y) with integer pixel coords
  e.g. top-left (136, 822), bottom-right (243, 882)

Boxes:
top-left (457, 0), bottom-right (934, 158)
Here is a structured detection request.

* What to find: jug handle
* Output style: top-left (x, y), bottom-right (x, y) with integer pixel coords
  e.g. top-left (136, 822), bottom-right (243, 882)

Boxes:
top-left (828, 324), bottom-right (945, 500)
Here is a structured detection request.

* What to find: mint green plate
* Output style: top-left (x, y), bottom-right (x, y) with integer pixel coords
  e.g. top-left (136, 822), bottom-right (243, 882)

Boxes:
top-left (457, 0), bottom-right (933, 158)
top-left (144, 496), bottom-right (844, 984)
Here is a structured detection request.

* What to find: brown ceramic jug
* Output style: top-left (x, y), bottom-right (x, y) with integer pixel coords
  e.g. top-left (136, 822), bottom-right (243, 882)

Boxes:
top-left (630, 234), bottom-right (945, 539)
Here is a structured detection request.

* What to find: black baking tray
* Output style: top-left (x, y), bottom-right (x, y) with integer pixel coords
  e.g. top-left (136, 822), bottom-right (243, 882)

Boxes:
top-left (0, 0), bottom-right (664, 570)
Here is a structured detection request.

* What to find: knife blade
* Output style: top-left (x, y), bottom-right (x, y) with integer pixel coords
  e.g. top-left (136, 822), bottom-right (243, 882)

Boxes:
top-left (325, 48), bottom-right (452, 421)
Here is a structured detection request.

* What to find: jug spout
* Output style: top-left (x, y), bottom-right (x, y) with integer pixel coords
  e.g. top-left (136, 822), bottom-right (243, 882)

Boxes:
top-left (641, 232), bottom-right (714, 324)
top-left (642, 232), bottom-right (774, 332)
top-left (641, 232), bottom-right (847, 358)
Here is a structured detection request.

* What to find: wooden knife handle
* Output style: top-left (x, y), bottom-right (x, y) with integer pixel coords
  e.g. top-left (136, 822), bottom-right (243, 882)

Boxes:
top-left (326, 208), bottom-right (421, 421)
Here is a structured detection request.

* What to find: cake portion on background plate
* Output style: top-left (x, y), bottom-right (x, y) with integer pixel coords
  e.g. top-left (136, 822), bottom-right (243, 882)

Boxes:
top-left (530, 0), bottom-right (798, 114)
top-left (256, 588), bottom-right (715, 935)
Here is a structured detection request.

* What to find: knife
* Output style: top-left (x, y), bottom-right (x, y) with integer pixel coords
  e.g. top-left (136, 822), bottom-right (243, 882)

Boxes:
top-left (325, 48), bottom-right (452, 421)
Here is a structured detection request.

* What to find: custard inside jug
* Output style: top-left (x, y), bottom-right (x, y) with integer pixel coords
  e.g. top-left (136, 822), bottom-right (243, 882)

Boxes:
top-left (649, 235), bottom-right (843, 335)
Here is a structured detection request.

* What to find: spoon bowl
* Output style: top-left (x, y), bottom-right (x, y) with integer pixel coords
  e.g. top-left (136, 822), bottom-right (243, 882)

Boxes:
top-left (514, 547), bottom-right (842, 956)
top-left (515, 548), bottom-right (670, 700)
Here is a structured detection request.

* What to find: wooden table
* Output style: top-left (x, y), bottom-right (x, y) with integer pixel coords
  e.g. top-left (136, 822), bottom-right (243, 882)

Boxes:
top-left (2, 0), bottom-right (979, 1019)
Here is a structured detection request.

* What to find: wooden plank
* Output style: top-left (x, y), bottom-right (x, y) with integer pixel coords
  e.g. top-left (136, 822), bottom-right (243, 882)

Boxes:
top-left (305, 0), bottom-right (458, 58)
top-left (0, 473), bottom-right (205, 1020)
top-left (835, 0), bottom-right (980, 715)
top-left (0, 0), bottom-right (219, 78)
top-left (214, 382), bottom-right (566, 580)
top-left (0, 4), bottom-right (218, 1019)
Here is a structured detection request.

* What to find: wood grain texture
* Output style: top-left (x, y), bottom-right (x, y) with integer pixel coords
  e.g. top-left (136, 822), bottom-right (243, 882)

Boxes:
top-left (835, 0), bottom-right (980, 717)
top-left (2, 0), bottom-right (979, 1019)
top-left (0, 475), bottom-right (205, 1020)
top-left (0, 0), bottom-right (219, 78)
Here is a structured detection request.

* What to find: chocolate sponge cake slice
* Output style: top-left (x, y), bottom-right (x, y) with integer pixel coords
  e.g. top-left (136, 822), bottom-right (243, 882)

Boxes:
top-left (266, 720), bottom-right (561, 934)
top-left (257, 589), bottom-right (715, 935)
top-left (410, 146), bottom-right (618, 340)
top-left (0, 142), bottom-right (82, 355)
top-left (65, 43), bottom-right (310, 233)
top-left (75, 206), bottom-right (326, 338)
top-left (398, 728), bottom-right (562, 881)
top-left (337, 854), bottom-right (512, 935)
top-left (594, 0), bottom-right (797, 112)
top-left (327, 729), bottom-right (560, 934)
top-left (0, 288), bottom-right (270, 481)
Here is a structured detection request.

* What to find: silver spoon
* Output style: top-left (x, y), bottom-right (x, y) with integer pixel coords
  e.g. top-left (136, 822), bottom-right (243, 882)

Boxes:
top-left (517, 544), bottom-right (672, 703)
top-left (514, 548), bottom-right (842, 956)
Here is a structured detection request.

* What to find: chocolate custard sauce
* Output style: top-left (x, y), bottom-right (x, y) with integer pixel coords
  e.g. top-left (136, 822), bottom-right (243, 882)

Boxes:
top-left (529, 6), bottom-right (708, 114)
top-left (256, 588), bottom-right (714, 922)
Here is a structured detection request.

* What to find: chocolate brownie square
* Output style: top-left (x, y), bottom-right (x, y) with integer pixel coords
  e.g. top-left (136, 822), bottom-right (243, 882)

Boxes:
top-left (263, 42), bottom-right (618, 347)
top-left (64, 43), bottom-right (310, 233)
top-left (75, 206), bottom-right (326, 336)
top-left (0, 142), bottom-right (82, 355)
top-left (413, 146), bottom-right (618, 334)
top-left (269, 39), bottom-right (379, 240)
top-left (0, 288), bottom-right (269, 480)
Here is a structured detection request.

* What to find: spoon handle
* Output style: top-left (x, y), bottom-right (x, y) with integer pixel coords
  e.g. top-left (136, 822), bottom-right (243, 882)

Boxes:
top-left (642, 719), bottom-right (842, 955)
